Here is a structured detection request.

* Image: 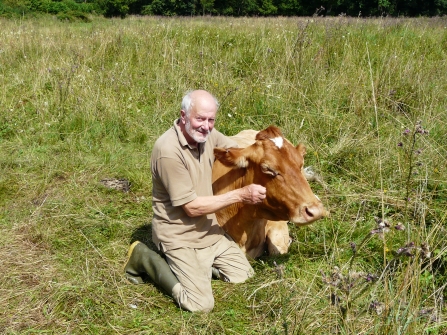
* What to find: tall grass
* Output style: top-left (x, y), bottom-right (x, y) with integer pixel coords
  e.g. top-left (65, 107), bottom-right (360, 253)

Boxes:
top-left (1, 15), bottom-right (446, 334)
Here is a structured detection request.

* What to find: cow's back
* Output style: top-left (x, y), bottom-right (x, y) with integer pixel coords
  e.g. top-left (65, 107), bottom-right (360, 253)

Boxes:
top-left (229, 129), bottom-right (259, 148)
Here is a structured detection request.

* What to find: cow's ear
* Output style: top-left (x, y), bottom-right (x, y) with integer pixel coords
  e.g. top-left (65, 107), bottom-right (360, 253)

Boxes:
top-left (296, 143), bottom-right (306, 157)
top-left (214, 148), bottom-right (249, 168)
top-left (256, 125), bottom-right (283, 141)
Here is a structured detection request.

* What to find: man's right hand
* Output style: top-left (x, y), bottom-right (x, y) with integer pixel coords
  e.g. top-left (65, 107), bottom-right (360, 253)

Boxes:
top-left (241, 184), bottom-right (266, 204)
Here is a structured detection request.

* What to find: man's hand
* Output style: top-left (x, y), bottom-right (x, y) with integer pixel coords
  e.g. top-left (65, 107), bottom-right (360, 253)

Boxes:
top-left (241, 184), bottom-right (266, 204)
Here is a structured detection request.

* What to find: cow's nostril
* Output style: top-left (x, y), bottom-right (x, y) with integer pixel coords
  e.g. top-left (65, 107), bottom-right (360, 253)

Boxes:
top-left (305, 207), bottom-right (314, 218)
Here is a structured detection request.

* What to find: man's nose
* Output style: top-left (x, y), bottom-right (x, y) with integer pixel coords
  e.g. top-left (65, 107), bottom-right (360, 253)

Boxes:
top-left (202, 120), bottom-right (209, 130)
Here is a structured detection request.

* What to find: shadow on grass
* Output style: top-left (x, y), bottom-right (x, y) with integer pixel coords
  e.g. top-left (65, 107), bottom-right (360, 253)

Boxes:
top-left (257, 252), bottom-right (291, 268)
top-left (128, 221), bottom-right (157, 251)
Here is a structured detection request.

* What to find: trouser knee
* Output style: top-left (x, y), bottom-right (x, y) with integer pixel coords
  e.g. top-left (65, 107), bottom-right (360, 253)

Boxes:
top-left (175, 288), bottom-right (214, 313)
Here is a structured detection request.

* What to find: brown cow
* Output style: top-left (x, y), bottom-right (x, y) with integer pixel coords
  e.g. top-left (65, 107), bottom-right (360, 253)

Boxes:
top-left (212, 126), bottom-right (327, 259)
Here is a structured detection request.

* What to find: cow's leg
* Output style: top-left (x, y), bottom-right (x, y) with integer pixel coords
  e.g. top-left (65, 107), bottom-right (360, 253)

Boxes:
top-left (244, 220), bottom-right (268, 259)
top-left (265, 221), bottom-right (291, 255)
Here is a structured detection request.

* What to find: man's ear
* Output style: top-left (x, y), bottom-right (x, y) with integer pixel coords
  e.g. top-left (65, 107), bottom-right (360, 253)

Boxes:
top-left (180, 110), bottom-right (187, 124)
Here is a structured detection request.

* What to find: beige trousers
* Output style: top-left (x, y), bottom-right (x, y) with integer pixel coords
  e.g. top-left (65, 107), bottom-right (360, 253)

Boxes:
top-left (164, 235), bottom-right (254, 312)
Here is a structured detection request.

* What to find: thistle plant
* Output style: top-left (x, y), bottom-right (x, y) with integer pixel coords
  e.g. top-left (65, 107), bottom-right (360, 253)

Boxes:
top-left (397, 120), bottom-right (429, 219)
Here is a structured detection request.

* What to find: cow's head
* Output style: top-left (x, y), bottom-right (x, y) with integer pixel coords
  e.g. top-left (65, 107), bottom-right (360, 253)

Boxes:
top-left (214, 126), bottom-right (328, 225)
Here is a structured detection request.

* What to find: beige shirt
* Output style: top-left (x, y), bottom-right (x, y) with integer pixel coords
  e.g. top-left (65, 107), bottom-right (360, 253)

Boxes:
top-left (151, 119), bottom-right (237, 251)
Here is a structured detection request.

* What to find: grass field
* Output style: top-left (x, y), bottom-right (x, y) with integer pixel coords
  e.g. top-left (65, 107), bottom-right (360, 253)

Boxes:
top-left (1, 15), bottom-right (447, 334)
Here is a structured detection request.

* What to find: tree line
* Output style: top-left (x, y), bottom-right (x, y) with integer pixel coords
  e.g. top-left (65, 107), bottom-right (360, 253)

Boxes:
top-left (1, 0), bottom-right (447, 20)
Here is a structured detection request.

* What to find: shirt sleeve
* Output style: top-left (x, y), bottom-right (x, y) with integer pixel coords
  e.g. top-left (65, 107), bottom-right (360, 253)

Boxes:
top-left (153, 156), bottom-right (197, 207)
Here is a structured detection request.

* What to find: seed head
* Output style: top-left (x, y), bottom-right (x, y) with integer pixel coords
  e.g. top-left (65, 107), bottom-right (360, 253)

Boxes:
top-left (394, 222), bottom-right (406, 231)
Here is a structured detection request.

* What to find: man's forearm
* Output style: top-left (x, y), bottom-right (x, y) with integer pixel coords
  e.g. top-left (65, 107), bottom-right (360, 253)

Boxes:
top-left (182, 190), bottom-right (244, 217)
top-left (182, 184), bottom-right (266, 217)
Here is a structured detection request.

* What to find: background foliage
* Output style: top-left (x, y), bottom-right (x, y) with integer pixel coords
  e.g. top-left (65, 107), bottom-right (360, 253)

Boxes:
top-left (1, 0), bottom-right (447, 19)
top-left (1, 15), bottom-right (447, 334)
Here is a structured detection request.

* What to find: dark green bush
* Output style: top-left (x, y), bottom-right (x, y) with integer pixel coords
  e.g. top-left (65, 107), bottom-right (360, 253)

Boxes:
top-left (56, 10), bottom-right (92, 21)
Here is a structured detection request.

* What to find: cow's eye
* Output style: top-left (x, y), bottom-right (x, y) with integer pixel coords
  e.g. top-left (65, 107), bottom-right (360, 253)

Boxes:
top-left (261, 164), bottom-right (278, 177)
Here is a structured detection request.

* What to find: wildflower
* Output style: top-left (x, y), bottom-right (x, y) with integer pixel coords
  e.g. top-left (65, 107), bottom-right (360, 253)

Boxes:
top-left (365, 273), bottom-right (378, 282)
top-left (394, 222), bottom-right (406, 231)
top-left (273, 261), bottom-right (285, 278)
top-left (421, 243), bottom-right (431, 259)
top-left (374, 216), bottom-right (390, 229)
top-left (371, 217), bottom-right (390, 238)
top-left (415, 121), bottom-right (429, 135)
top-left (350, 242), bottom-right (357, 253)
top-left (370, 229), bottom-right (381, 235)
top-left (369, 301), bottom-right (384, 315)
top-left (321, 267), bottom-right (343, 287)
top-left (419, 308), bottom-right (437, 322)
top-left (403, 129), bottom-right (410, 135)
top-left (396, 242), bottom-right (416, 257)
top-left (397, 142), bottom-right (403, 147)
top-left (415, 149), bottom-right (422, 155)
top-left (419, 308), bottom-right (433, 316)
top-left (349, 271), bottom-right (365, 280)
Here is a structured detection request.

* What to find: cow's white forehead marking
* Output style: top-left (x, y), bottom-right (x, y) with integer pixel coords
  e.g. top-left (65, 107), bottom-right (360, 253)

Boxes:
top-left (270, 137), bottom-right (283, 148)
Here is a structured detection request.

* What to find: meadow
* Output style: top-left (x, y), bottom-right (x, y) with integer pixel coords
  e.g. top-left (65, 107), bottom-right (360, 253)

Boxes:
top-left (1, 15), bottom-right (447, 334)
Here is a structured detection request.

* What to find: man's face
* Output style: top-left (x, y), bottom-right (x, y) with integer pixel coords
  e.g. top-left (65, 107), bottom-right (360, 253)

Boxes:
top-left (181, 95), bottom-right (217, 145)
top-left (184, 109), bottom-right (216, 144)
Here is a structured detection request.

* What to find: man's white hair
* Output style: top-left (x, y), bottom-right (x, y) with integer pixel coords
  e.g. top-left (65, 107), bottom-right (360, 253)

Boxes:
top-left (181, 90), bottom-right (219, 117)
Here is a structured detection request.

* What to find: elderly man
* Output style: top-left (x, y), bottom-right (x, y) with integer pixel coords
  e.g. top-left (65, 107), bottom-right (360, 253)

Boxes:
top-left (124, 90), bottom-right (266, 312)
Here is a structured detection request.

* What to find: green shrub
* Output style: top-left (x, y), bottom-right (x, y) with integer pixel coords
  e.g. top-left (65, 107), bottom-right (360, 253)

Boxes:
top-left (56, 10), bottom-right (91, 21)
